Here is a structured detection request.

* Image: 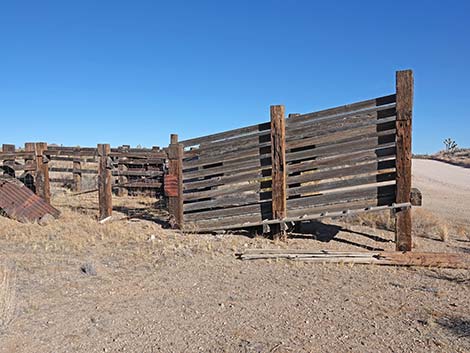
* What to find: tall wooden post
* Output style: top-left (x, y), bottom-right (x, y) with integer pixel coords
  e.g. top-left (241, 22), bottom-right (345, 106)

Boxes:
top-left (2, 144), bottom-right (16, 177)
top-left (98, 144), bottom-right (112, 221)
top-left (34, 142), bottom-right (51, 204)
top-left (167, 134), bottom-right (183, 229)
top-left (270, 105), bottom-right (287, 240)
top-left (395, 70), bottom-right (413, 251)
top-left (116, 145), bottom-right (129, 197)
top-left (73, 147), bottom-right (82, 192)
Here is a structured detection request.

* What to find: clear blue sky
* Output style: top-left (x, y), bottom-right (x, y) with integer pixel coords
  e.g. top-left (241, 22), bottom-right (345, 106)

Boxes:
top-left (1, 1), bottom-right (469, 154)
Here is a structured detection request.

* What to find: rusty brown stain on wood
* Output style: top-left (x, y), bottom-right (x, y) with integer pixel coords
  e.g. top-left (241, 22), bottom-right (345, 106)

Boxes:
top-left (395, 70), bottom-right (413, 251)
top-left (270, 105), bottom-right (287, 239)
top-left (98, 144), bottom-right (112, 221)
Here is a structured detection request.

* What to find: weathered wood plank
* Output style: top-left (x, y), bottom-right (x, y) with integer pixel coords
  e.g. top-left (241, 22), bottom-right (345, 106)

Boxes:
top-left (184, 191), bottom-right (272, 212)
top-left (288, 172), bottom-right (396, 197)
top-left (180, 122), bottom-right (271, 147)
top-left (287, 159), bottom-right (396, 185)
top-left (286, 137), bottom-right (396, 163)
top-left (395, 70), bottom-right (413, 251)
top-left (287, 147), bottom-right (396, 174)
top-left (184, 169), bottom-right (270, 191)
top-left (184, 200), bottom-right (272, 222)
top-left (287, 184), bottom-right (396, 210)
top-left (287, 94), bottom-right (396, 125)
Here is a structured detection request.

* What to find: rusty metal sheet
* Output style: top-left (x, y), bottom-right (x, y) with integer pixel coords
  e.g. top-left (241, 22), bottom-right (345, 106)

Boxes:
top-left (164, 175), bottom-right (178, 197)
top-left (0, 177), bottom-right (60, 222)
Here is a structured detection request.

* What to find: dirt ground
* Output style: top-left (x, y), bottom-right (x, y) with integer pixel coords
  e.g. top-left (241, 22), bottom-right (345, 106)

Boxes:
top-left (0, 160), bottom-right (469, 352)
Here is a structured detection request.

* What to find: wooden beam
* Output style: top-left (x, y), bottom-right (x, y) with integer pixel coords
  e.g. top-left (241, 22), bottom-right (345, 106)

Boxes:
top-left (167, 134), bottom-right (183, 229)
top-left (237, 250), bottom-right (470, 269)
top-left (34, 142), bottom-right (51, 204)
top-left (98, 144), bottom-right (112, 221)
top-left (395, 70), bottom-right (413, 251)
top-left (72, 147), bottom-right (82, 192)
top-left (270, 105), bottom-right (287, 240)
top-left (1, 144), bottom-right (16, 177)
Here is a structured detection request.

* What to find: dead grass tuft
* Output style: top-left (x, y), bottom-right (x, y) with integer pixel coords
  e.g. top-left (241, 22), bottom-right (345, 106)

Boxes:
top-left (0, 264), bottom-right (16, 332)
top-left (413, 209), bottom-right (450, 242)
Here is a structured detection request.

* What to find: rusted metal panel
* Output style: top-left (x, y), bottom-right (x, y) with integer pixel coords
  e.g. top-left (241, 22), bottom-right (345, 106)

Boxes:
top-left (0, 177), bottom-right (60, 222)
top-left (164, 174), bottom-right (178, 197)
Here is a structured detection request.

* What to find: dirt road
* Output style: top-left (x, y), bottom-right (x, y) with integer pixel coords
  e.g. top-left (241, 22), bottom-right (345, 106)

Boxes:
top-left (412, 159), bottom-right (470, 224)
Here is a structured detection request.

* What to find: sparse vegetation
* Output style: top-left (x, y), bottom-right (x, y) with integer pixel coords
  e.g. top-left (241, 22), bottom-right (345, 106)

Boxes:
top-left (443, 138), bottom-right (458, 153)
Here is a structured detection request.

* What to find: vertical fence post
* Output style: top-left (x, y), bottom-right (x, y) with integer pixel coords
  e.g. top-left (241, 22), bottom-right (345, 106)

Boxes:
top-left (116, 145), bottom-right (128, 197)
top-left (98, 144), bottom-right (112, 221)
top-left (34, 142), bottom-right (51, 204)
top-left (395, 70), bottom-right (413, 251)
top-left (167, 134), bottom-right (183, 229)
top-left (2, 144), bottom-right (16, 177)
top-left (270, 105), bottom-right (287, 240)
top-left (73, 147), bottom-right (82, 192)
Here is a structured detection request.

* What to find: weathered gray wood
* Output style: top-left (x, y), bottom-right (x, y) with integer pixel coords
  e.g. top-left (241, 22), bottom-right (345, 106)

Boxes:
top-left (183, 155), bottom-right (272, 180)
top-left (288, 172), bottom-right (396, 197)
top-left (286, 105), bottom-right (396, 136)
top-left (184, 169), bottom-right (269, 191)
top-left (286, 138), bottom-right (396, 163)
top-left (168, 134), bottom-right (184, 228)
top-left (287, 147), bottom-right (396, 174)
top-left (184, 191), bottom-right (272, 212)
top-left (287, 184), bottom-right (396, 209)
top-left (184, 200), bottom-right (272, 222)
top-left (287, 124), bottom-right (396, 151)
top-left (395, 70), bottom-right (413, 251)
top-left (287, 159), bottom-right (396, 185)
top-left (180, 122), bottom-right (270, 147)
top-left (287, 94), bottom-right (396, 125)
top-left (98, 144), bottom-right (112, 221)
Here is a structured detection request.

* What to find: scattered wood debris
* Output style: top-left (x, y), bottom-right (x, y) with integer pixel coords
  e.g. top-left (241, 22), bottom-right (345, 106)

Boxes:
top-left (236, 249), bottom-right (470, 269)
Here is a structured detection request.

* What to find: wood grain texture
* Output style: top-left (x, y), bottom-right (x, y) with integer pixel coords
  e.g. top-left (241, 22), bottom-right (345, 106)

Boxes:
top-left (395, 70), bottom-right (413, 251)
top-left (34, 142), bottom-right (51, 204)
top-left (168, 135), bottom-right (184, 228)
top-left (98, 144), bottom-right (112, 221)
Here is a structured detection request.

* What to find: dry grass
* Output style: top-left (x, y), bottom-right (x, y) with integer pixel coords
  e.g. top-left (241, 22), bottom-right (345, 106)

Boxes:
top-left (0, 264), bottom-right (16, 333)
top-left (413, 208), bottom-right (451, 242)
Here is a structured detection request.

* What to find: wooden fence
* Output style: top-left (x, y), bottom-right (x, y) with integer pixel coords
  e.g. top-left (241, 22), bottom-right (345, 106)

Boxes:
top-left (172, 70), bottom-right (415, 250)
top-left (0, 70), bottom-right (415, 250)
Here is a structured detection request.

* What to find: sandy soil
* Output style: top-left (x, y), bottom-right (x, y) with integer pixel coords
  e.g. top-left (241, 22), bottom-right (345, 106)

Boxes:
top-left (412, 159), bottom-right (470, 224)
top-left (0, 162), bottom-right (469, 352)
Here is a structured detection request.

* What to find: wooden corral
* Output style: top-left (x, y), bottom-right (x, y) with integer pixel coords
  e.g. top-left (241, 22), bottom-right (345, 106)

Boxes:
top-left (0, 70), bottom-right (417, 251)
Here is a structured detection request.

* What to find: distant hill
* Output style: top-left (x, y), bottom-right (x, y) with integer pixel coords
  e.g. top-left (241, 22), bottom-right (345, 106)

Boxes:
top-left (414, 148), bottom-right (470, 168)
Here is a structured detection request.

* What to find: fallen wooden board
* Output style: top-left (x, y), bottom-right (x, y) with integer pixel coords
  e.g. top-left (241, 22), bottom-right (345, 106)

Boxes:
top-left (236, 250), bottom-right (470, 269)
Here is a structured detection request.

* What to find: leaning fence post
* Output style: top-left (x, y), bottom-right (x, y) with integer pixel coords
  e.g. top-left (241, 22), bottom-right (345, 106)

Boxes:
top-left (73, 147), bottom-right (82, 192)
top-left (395, 70), bottom-right (413, 251)
top-left (2, 144), bottom-right (16, 177)
top-left (167, 134), bottom-right (184, 229)
top-left (34, 142), bottom-right (51, 204)
top-left (270, 105), bottom-right (287, 240)
top-left (98, 144), bottom-right (112, 221)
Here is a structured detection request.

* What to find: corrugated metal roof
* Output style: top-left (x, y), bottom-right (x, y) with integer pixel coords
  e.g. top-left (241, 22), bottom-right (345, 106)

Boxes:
top-left (0, 176), bottom-right (60, 222)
